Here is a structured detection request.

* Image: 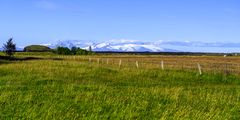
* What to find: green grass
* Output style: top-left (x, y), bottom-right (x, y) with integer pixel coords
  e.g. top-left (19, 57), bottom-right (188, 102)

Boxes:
top-left (0, 58), bottom-right (240, 119)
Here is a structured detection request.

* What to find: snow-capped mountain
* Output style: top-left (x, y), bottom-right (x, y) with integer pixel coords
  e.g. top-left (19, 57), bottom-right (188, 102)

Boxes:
top-left (89, 39), bottom-right (177, 52)
top-left (2, 39), bottom-right (239, 53)
top-left (48, 39), bottom-right (178, 52)
top-left (54, 40), bottom-right (93, 48)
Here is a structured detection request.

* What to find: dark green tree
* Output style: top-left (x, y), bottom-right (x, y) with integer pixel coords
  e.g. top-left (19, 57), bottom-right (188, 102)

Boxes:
top-left (56, 47), bottom-right (71, 55)
top-left (76, 48), bottom-right (88, 55)
top-left (89, 46), bottom-right (92, 52)
top-left (3, 38), bottom-right (16, 57)
top-left (55, 46), bottom-right (94, 55)
top-left (71, 47), bottom-right (78, 55)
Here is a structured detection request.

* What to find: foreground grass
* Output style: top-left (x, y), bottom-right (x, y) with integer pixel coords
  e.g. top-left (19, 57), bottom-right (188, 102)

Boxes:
top-left (0, 59), bottom-right (240, 119)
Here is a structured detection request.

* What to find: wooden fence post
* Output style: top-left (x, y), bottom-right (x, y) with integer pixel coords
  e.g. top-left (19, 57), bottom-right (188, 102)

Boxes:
top-left (197, 63), bottom-right (202, 75)
top-left (136, 61), bottom-right (139, 69)
top-left (97, 58), bottom-right (100, 64)
top-left (119, 60), bottom-right (122, 68)
top-left (89, 58), bottom-right (91, 62)
top-left (107, 59), bottom-right (109, 65)
top-left (161, 61), bottom-right (164, 70)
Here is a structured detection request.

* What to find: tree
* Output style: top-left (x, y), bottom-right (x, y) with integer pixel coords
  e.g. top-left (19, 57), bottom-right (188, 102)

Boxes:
top-left (89, 46), bottom-right (92, 52)
top-left (54, 46), bottom-right (94, 55)
top-left (71, 47), bottom-right (78, 55)
top-left (55, 47), bottom-right (71, 55)
top-left (3, 38), bottom-right (16, 57)
top-left (76, 48), bottom-right (88, 55)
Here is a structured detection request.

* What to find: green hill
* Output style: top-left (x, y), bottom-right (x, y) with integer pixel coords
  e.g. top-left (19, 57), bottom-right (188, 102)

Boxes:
top-left (23, 45), bottom-right (52, 52)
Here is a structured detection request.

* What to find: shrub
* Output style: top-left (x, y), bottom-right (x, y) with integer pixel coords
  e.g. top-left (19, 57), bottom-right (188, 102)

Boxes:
top-left (76, 48), bottom-right (89, 55)
top-left (55, 46), bottom-right (94, 55)
top-left (71, 47), bottom-right (78, 55)
top-left (55, 47), bottom-right (71, 55)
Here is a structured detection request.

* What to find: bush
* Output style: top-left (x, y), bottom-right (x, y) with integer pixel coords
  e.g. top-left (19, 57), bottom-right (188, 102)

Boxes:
top-left (55, 47), bottom-right (71, 55)
top-left (76, 48), bottom-right (89, 55)
top-left (55, 46), bottom-right (94, 55)
top-left (71, 47), bottom-right (78, 55)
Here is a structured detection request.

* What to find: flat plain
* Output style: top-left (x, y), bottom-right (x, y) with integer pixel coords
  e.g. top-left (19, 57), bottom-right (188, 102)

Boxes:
top-left (0, 53), bottom-right (240, 119)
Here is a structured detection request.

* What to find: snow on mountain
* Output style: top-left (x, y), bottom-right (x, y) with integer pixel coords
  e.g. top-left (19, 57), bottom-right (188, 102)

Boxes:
top-left (91, 39), bottom-right (177, 52)
top-left (1, 40), bottom-right (239, 53)
top-left (3, 39), bottom-right (240, 53)
top-left (54, 40), bottom-right (93, 48)
top-left (49, 39), bottom-right (178, 52)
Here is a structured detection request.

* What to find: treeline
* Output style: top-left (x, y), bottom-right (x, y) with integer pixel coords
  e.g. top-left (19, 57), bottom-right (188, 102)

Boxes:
top-left (23, 45), bottom-right (94, 55)
top-left (54, 47), bottom-right (94, 55)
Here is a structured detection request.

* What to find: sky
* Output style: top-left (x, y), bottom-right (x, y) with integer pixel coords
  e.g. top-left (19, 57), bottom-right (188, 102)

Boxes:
top-left (0, 0), bottom-right (240, 52)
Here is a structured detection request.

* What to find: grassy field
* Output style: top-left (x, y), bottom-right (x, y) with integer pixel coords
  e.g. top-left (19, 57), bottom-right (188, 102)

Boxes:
top-left (0, 54), bottom-right (240, 119)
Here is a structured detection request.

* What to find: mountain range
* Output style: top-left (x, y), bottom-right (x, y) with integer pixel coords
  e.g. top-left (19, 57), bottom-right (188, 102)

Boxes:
top-left (45, 39), bottom-right (178, 52)
top-left (1, 39), bottom-right (240, 53)
top-left (44, 40), bottom-right (240, 53)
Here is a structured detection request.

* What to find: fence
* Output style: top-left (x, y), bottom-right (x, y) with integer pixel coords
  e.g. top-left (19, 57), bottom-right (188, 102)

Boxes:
top-left (55, 56), bottom-right (240, 75)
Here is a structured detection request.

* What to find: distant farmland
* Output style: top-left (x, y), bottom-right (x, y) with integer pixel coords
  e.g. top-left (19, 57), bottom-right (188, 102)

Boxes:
top-left (0, 53), bottom-right (240, 119)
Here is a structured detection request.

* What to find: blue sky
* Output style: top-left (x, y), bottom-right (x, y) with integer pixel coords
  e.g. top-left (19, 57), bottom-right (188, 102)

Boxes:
top-left (0, 0), bottom-right (240, 52)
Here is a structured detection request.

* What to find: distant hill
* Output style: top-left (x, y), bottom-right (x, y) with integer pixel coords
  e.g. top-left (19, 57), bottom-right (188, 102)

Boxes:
top-left (23, 45), bottom-right (52, 52)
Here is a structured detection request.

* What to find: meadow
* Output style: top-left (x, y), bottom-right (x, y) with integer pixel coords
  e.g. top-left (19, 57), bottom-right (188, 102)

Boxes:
top-left (0, 53), bottom-right (240, 119)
